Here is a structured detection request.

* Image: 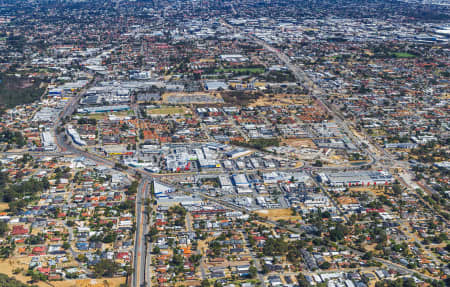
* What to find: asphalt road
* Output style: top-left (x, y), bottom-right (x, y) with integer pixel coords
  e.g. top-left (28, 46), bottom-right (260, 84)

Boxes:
top-left (186, 213), bottom-right (207, 279)
top-left (133, 179), bottom-right (149, 287)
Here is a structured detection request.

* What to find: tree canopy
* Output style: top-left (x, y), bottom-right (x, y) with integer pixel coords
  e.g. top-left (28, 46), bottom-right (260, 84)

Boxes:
top-left (93, 259), bottom-right (119, 278)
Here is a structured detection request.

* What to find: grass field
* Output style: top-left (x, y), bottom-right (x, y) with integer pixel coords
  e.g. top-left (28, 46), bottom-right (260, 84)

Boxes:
top-left (148, 106), bottom-right (188, 115)
top-left (214, 68), bottom-right (265, 74)
top-left (392, 52), bottom-right (416, 58)
top-left (84, 113), bottom-right (107, 120)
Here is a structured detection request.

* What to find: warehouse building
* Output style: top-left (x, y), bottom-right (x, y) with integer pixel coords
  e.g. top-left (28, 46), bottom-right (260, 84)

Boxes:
top-left (320, 170), bottom-right (393, 188)
top-left (157, 196), bottom-right (203, 207)
top-left (67, 125), bottom-right (86, 146)
top-left (232, 174), bottom-right (250, 187)
top-left (153, 181), bottom-right (174, 199)
top-left (41, 132), bottom-right (56, 151)
top-left (77, 105), bottom-right (130, 114)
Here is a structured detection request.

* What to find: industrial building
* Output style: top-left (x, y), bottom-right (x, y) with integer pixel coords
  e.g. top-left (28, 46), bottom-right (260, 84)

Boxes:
top-left (40, 132), bottom-right (56, 151)
top-left (33, 107), bottom-right (62, 123)
top-left (67, 125), bottom-right (86, 146)
top-left (195, 147), bottom-right (221, 168)
top-left (232, 174), bottom-right (250, 187)
top-left (153, 181), bottom-right (174, 199)
top-left (77, 105), bottom-right (130, 114)
top-left (226, 148), bottom-right (253, 159)
top-left (157, 195), bottom-right (203, 207)
top-left (205, 81), bottom-right (228, 90)
top-left (319, 170), bottom-right (393, 188)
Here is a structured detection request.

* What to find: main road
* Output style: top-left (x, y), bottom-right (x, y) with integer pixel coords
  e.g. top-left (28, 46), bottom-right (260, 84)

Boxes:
top-left (133, 179), bottom-right (150, 287)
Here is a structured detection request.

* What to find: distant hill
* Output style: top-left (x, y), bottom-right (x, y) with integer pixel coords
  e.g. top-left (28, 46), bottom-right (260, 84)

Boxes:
top-left (0, 73), bottom-right (46, 110)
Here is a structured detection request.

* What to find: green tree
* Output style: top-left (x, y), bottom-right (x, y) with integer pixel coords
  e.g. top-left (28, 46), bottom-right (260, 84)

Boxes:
top-left (362, 251), bottom-right (373, 260)
top-left (249, 266), bottom-right (257, 278)
top-left (93, 259), bottom-right (119, 278)
top-left (297, 273), bottom-right (311, 287)
top-left (0, 221), bottom-right (8, 236)
top-left (329, 223), bottom-right (347, 242)
top-left (392, 183), bottom-right (402, 195)
top-left (126, 181), bottom-right (139, 195)
top-left (262, 238), bottom-right (288, 256)
top-left (152, 246), bottom-right (160, 254)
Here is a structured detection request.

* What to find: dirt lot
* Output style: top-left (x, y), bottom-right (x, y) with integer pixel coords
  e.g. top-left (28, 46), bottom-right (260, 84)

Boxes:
top-left (0, 258), bottom-right (125, 287)
top-left (0, 202), bottom-right (9, 211)
top-left (54, 278), bottom-right (126, 287)
top-left (349, 187), bottom-right (384, 196)
top-left (362, 243), bottom-right (378, 252)
top-left (281, 138), bottom-right (317, 148)
top-left (255, 209), bottom-right (302, 221)
top-left (148, 106), bottom-right (189, 115)
top-left (197, 237), bottom-right (215, 254)
top-left (162, 92), bottom-right (224, 104)
top-left (337, 196), bottom-right (359, 205)
top-left (252, 220), bottom-right (274, 228)
top-left (0, 258), bottom-right (36, 286)
top-left (249, 94), bottom-right (310, 107)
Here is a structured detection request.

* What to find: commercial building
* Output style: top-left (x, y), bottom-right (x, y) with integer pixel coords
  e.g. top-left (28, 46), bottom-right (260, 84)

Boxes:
top-left (67, 125), bottom-right (86, 146)
top-left (41, 132), bottom-right (56, 151)
top-left (157, 195), bottom-right (203, 207)
top-left (77, 105), bottom-right (130, 114)
top-left (232, 174), bottom-right (250, 187)
top-left (320, 171), bottom-right (393, 187)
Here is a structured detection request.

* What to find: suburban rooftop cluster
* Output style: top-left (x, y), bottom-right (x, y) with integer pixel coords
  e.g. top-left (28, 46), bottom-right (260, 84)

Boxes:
top-left (0, 1), bottom-right (448, 287)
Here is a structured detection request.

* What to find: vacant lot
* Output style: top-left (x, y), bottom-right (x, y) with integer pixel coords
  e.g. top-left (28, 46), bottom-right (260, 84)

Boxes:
top-left (221, 91), bottom-right (261, 105)
top-left (0, 259), bottom-right (126, 287)
top-left (0, 202), bottom-right (9, 211)
top-left (77, 110), bottom-right (134, 120)
top-left (56, 278), bottom-right (126, 287)
top-left (148, 106), bottom-right (188, 115)
top-left (162, 92), bottom-right (224, 104)
top-left (249, 94), bottom-right (309, 107)
top-left (214, 67), bottom-right (265, 74)
top-left (349, 186), bottom-right (386, 197)
top-left (282, 139), bottom-right (316, 148)
top-left (255, 208), bottom-right (302, 221)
